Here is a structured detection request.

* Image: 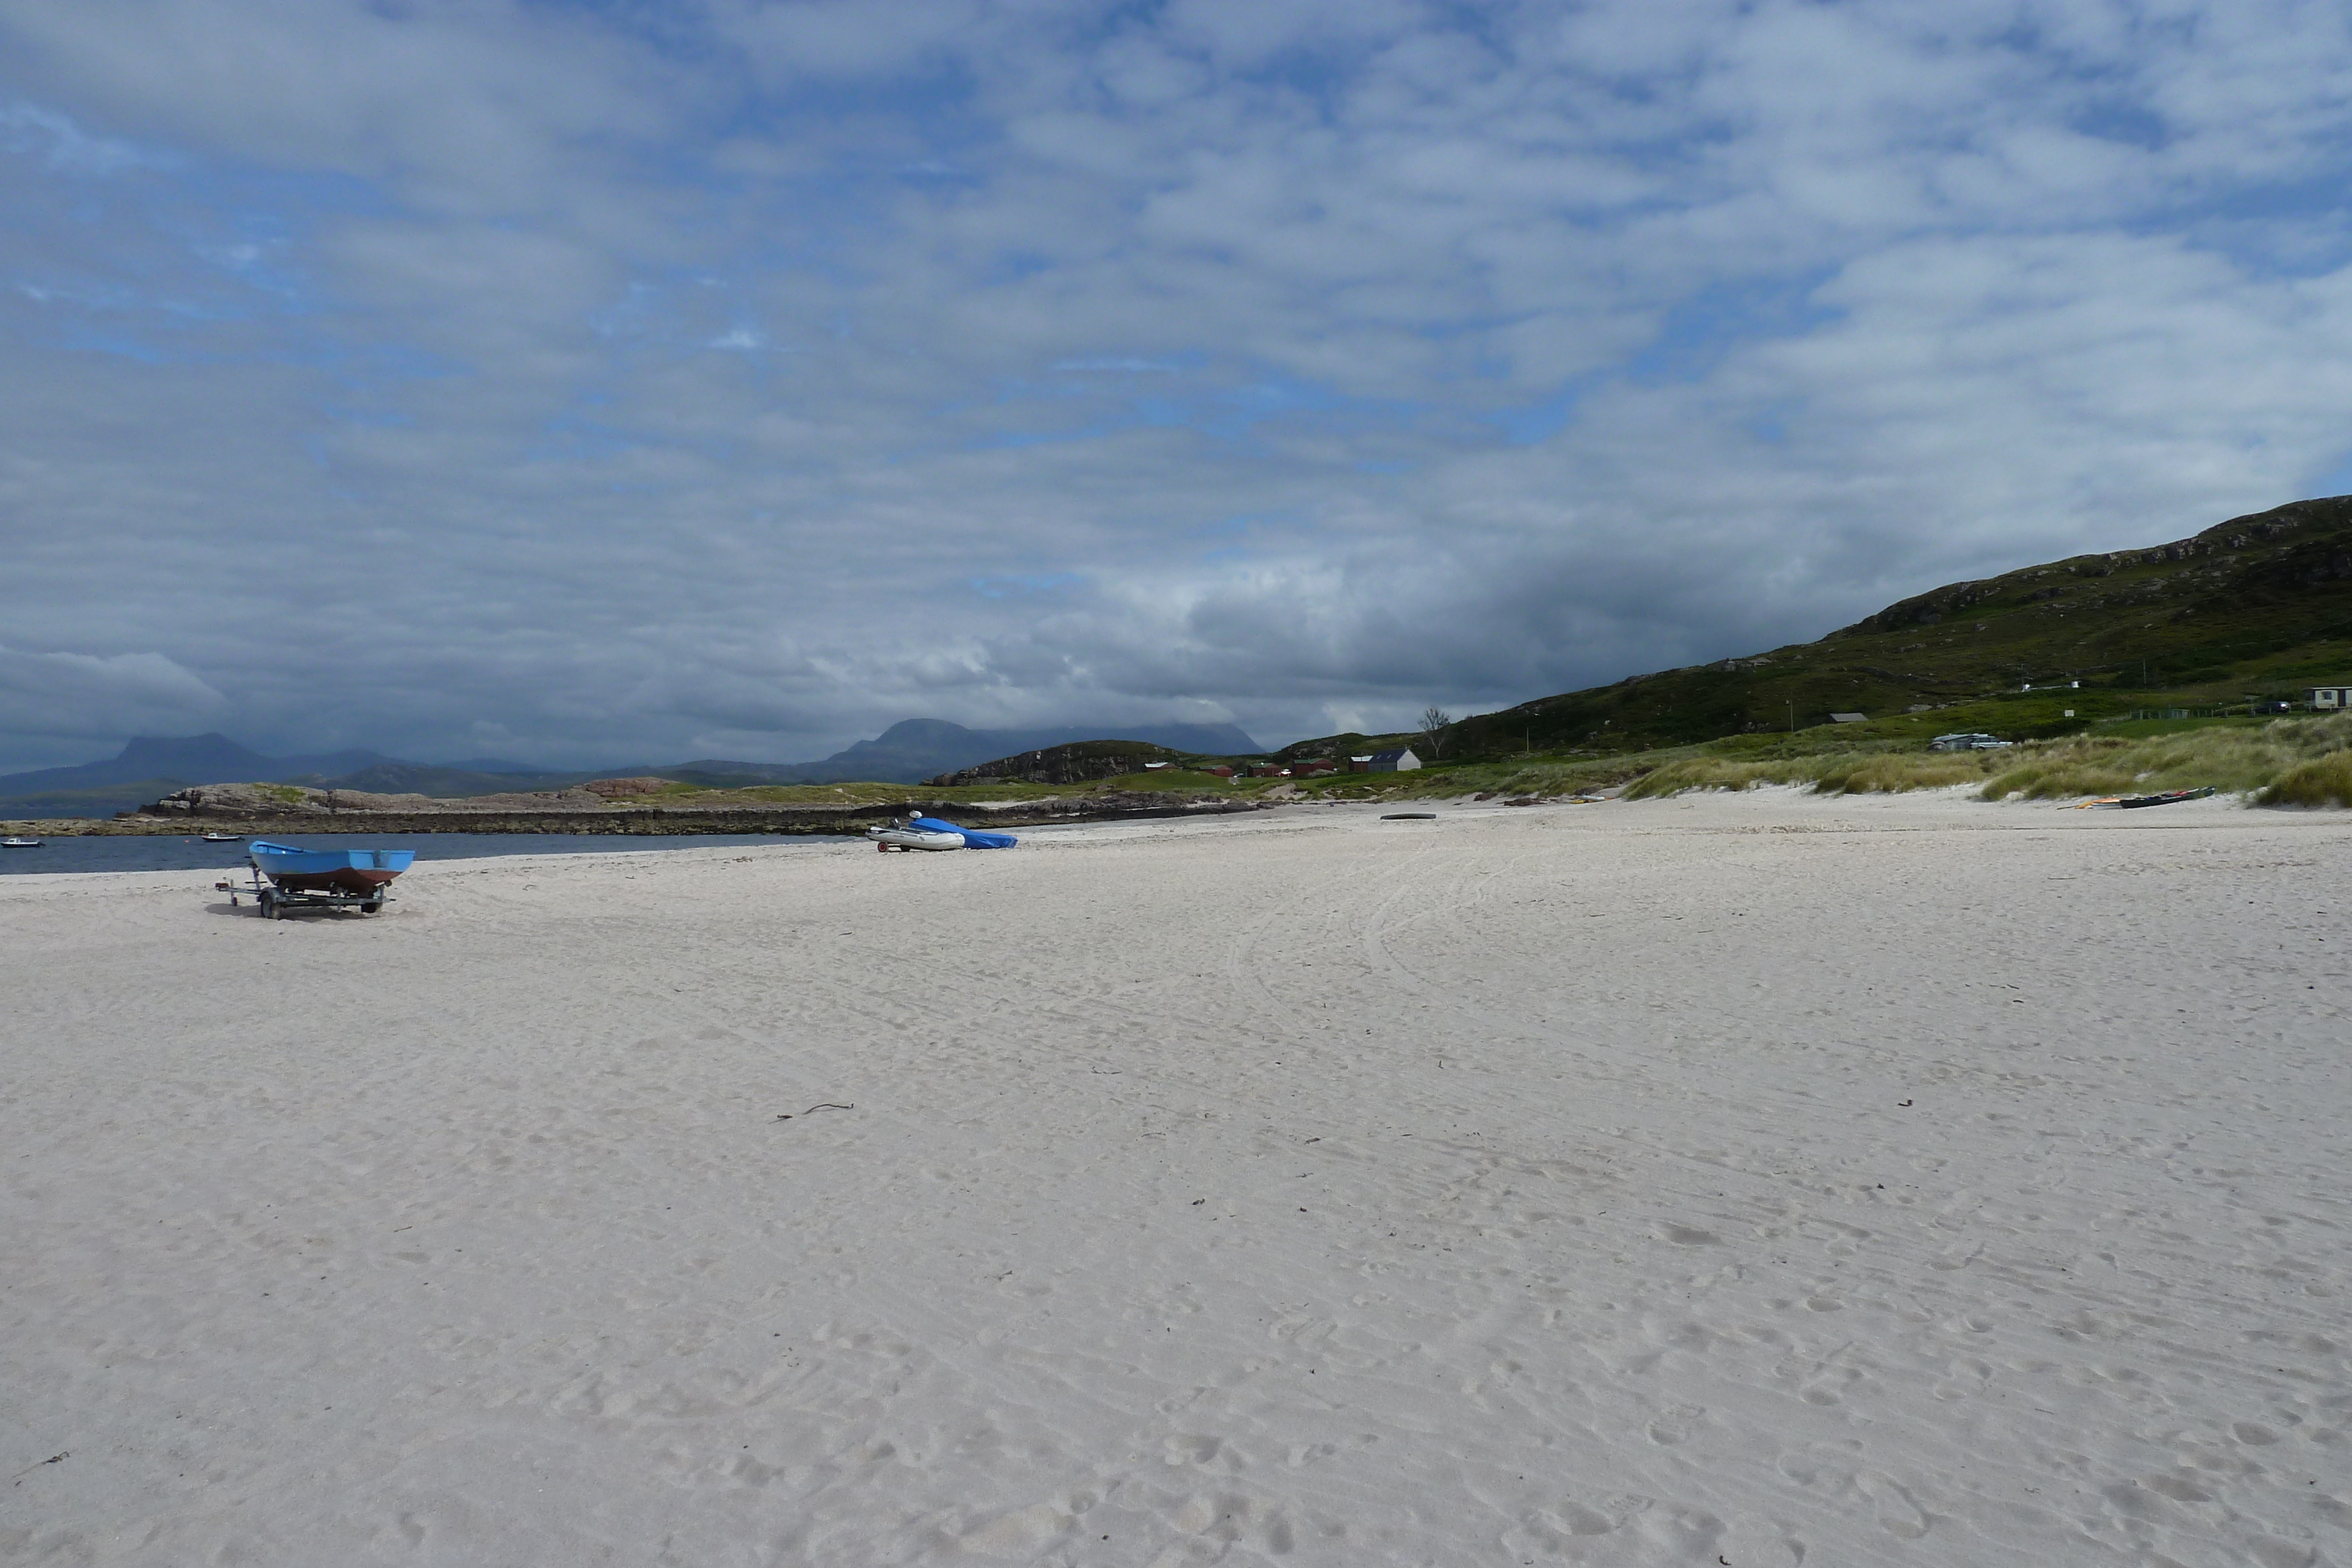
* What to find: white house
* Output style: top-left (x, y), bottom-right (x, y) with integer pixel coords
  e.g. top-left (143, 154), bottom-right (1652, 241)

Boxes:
top-left (2311, 684), bottom-right (2352, 710)
top-left (1368, 747), bottom-right (1422, 771)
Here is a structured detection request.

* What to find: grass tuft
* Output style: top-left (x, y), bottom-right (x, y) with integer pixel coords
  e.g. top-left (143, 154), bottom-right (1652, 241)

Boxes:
top-left (2257, 749), bottom-right (2352, 807)
top-left (1979, 713), bottom-right (2352, 801)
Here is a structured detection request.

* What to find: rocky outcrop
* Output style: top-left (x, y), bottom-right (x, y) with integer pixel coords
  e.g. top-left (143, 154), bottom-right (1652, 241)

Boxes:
top-left (583, 777), bottom-right (676, 798)
top-left (141, 781), bottom-right (611, 815)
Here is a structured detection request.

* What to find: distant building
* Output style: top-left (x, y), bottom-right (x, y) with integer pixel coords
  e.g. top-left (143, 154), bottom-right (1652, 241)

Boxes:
top-left (1245, 763), bottom-right (1290, 777)
top-left (1368, 748), bottom-right (1421, 772)
top-left (2311, 684), bottom-right (2352, 710)
top-left (1829, 712), bottom-right (1868, 724)
top-left (1203, 765), bottom-right (1235, 778)
top-left (1347, 755), bottom-right (1375, 772)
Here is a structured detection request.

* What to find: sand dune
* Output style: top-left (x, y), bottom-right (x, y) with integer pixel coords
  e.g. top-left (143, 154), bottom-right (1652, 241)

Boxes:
top-left (4, 791), bottom-right (2348, 1565)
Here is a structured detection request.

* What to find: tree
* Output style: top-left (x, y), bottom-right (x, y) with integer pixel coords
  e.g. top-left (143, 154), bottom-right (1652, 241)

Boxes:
top-left (1419, 706), bottom-right (1454, 759)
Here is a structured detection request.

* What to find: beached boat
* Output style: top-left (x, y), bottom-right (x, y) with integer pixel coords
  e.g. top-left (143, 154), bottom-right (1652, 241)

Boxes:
top-left (2079, 786), bottom-right (2218, 810)
top-left (1, 836), bottom-right (41, 848)
top-left (867, 824), bottom-right (968, 851)
top-left (223, 841), bottom-right (413, 918)
top-left (864, 814), bottom-right (1019, 851)
top-left (2120, 786), bottom-right (2217, 808)
top-left (247, 841), bottom-right (413, 896)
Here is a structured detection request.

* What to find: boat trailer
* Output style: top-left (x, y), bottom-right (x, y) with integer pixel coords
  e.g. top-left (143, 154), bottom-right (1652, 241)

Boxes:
top-left (216, 861), bottom-right (395, 919)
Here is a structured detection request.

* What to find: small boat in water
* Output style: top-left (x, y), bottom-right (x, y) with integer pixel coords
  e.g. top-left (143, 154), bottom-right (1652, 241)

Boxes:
top-left (1, 836), bottom-right (41, 848)
top-left (201, 831), bottom-right (240, 842)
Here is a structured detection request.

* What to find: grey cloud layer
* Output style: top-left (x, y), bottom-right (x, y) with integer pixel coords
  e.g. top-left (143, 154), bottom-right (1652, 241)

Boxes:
top-left (2, 1), bottom-right (2349, 767)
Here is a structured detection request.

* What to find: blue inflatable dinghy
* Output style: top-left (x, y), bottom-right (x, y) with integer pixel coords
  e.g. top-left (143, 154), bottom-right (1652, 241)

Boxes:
top-left (911, 814), bottom-right (1017, 848)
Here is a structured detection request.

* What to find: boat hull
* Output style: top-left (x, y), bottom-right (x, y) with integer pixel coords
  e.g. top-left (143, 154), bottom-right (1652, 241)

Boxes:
top-left (248, 841), bottom-right (415, 893)
top-left (268, 867), bottom-right (402, 894)
top-left (867, 828), bottom-right (965, 851)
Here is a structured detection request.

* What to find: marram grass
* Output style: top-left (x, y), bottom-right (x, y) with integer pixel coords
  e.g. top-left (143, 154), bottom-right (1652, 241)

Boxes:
top-left (1609, 714), bottom-right (2352, 805)
top-left (1622, 748), bottom-right (2002, 799)
top-left (1979, 714), bottom-right (2352, 802)
top-left (2257, 748), bottom-right (2352, 807)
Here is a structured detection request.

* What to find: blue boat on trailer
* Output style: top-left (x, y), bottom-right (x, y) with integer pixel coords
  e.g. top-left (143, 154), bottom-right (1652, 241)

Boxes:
top-left (225, 840), bottom-right (415, 918)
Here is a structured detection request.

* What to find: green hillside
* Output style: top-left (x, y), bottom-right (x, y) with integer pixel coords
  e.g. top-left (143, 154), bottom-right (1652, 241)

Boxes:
top-left (1287, 495), bottom-right (2352, 763)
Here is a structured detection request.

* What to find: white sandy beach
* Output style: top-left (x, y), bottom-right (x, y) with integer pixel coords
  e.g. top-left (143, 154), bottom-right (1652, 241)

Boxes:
top-left (4, 790), bottom-right (2348, 1566)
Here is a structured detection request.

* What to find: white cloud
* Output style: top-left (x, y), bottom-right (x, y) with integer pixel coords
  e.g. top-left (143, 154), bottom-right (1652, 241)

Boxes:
top-left (0, 645), bottom-right (229, 747)
top-left (4, 1), bottom-right (2352, 765)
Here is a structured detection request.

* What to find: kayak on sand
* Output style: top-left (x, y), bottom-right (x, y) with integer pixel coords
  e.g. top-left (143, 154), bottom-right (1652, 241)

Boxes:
top-left (2076, 786), bottom-right (2218, 810)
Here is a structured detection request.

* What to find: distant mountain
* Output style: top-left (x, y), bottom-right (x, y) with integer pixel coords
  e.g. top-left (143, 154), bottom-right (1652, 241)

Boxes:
top-left (0, 734), bottom-right (402, 817)
top-left (0, 734), bottom-right (382, 793)
top-left (741, 719), bottom-right (1264, 785)
top-left (2, 720), bottom-right (1268, 818)
top-left (431, 756), bottom-right (563, 777)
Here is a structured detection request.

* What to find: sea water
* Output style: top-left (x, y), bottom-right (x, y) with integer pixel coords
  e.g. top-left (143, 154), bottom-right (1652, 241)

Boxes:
top-left (0, 831), bottom-right (859, 876)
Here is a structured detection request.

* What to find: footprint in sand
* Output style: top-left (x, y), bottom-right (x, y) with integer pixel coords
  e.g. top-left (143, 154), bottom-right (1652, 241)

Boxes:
top-left (2139, 1472), bottom-right (2214, 1504)
top-left (956, 1503), bottom-right (1070, 1559)
top-left (1855, 1470), bottom-right (1932, 1539)
top-left (1519, 1492), bottom-right (1649, 1547)
top-left (1163, 1433), bottom-right (1232, 1470)
top-left (1646, 1403), bottom-right (1705, 1445)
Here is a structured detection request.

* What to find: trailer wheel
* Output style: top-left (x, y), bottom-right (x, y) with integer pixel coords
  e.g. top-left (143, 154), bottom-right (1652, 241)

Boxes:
top-left (260, 891), bottom-right (280, 920)
top-left (361, 900), bottom-right (382, 914)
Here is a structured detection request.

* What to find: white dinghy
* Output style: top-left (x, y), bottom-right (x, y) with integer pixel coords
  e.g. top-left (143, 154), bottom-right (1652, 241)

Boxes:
top-left (867, 821), bottom-right (966, 851)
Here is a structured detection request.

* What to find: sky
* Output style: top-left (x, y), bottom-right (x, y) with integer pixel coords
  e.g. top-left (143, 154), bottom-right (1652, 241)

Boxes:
top-left (5, 0), bottom-right (2352, 770)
